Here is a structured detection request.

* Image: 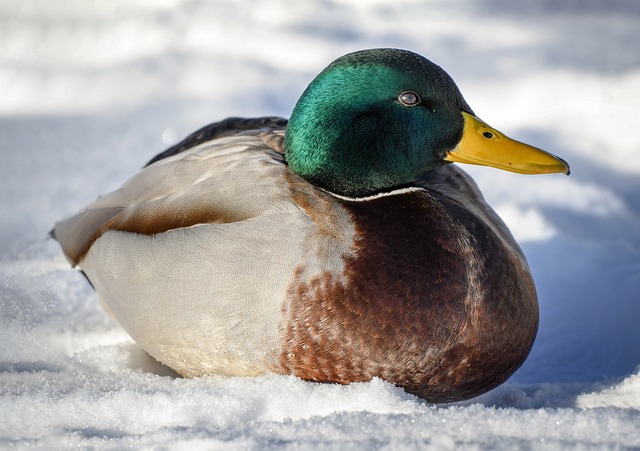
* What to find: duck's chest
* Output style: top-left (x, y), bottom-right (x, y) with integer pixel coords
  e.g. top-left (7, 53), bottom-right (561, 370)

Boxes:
top-left (279, 189), bottom-right (538, 402)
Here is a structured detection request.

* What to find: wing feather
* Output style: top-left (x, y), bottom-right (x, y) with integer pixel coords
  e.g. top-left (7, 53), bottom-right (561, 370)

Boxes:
top-left (53, 127), bottom-right (287, 266)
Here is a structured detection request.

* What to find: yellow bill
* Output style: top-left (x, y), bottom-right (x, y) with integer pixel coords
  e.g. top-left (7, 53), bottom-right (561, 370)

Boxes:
top-left (445, 112), bottom-right (570, 175)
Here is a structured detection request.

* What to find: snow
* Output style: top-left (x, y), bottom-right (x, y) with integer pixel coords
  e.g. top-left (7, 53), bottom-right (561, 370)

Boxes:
top-left (2, 0), bottom-right (640, 448)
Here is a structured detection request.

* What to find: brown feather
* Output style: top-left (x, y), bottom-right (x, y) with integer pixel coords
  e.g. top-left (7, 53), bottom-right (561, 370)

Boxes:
top-left (278, 176), bottom-right (538, 403)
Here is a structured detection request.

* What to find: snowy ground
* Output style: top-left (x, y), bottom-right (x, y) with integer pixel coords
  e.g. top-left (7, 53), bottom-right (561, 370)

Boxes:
top-left (2, 0), bottom-right (640, 448)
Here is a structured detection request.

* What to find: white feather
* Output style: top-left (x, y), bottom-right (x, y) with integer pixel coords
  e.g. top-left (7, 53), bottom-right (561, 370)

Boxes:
top-left (71, 134), bottom-right (357, 376)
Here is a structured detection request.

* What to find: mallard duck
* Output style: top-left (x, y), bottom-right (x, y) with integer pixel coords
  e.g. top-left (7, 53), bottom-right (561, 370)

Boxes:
top-left (53, 49), bottom-right (569, 403)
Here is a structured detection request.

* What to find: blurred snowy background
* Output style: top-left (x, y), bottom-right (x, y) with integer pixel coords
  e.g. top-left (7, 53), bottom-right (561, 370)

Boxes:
top-left (1, 0), bottom-right (639, 448)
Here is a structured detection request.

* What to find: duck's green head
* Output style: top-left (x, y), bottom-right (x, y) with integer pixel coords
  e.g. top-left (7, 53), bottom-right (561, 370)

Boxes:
top-left (285, 48), bottom-right (569, 197)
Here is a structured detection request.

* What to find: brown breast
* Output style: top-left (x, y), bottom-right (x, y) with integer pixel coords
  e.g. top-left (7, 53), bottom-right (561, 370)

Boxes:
top-left (278, 188), bottom-right (538, 403)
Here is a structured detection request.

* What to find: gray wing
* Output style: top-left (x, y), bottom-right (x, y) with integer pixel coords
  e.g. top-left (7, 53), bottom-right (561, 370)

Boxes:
top-left (145, 117), bottom-right (287, 166)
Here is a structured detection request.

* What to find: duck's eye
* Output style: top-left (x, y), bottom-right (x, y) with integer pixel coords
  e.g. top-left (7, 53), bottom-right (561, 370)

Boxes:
top-left (482, 131), bottom-right (494, 139)
top-left (398, 91), bottom-right (420, 106)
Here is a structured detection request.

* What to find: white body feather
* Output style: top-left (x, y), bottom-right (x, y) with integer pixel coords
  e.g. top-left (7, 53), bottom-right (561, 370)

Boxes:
top-left (61, 133), bottom-right (356, 376)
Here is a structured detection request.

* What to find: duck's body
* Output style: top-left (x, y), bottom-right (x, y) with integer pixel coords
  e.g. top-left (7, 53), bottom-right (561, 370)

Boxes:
top-left (53, 49), bottom-right (569, 402)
